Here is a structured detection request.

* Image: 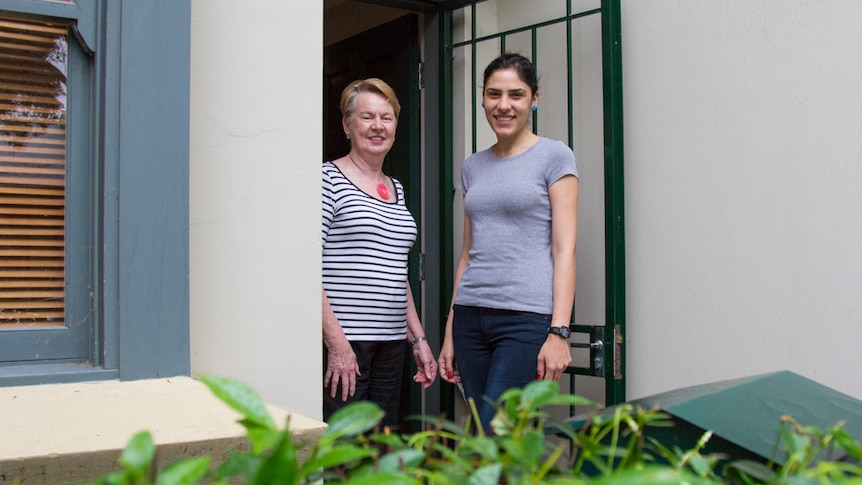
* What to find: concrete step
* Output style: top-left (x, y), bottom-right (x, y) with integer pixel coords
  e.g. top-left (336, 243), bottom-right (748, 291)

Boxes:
top-left (0, 376), bottom-right (325, 484)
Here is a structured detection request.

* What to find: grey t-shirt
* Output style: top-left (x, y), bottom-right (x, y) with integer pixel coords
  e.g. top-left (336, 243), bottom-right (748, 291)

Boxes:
top-left (454, 137), bottom-right (578, 315)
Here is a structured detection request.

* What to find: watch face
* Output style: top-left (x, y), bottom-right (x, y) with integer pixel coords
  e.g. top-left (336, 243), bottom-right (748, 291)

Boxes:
top-left (550, 326), bottom-right (571, 338)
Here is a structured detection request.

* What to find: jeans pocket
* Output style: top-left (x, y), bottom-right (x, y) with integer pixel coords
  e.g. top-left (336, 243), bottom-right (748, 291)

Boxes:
top-left (523, 311), bottom-right (552, 327)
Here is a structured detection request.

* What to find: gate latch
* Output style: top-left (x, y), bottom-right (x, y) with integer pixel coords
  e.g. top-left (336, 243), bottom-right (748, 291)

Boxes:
top-left (569, 325), bottom-right (605, 378)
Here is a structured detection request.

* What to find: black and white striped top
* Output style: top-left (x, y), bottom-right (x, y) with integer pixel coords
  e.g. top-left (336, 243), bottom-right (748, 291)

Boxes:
top-left (322, 161), bottom-right (418, 341)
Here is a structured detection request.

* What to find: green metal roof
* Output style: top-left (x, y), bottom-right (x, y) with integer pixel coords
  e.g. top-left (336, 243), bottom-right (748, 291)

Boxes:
top-left (626, 371), bottom-right (862, 464)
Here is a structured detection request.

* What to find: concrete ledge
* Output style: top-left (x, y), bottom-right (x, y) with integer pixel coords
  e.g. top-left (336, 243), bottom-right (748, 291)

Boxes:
top-left (0, 377), bottom-right (326, 484)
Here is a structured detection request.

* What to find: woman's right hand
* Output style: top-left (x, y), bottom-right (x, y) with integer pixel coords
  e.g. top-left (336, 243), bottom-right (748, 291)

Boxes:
top-left (324, 340), bottom-right (360, 401)
top-left (437, 335), bottom-right (460, 383)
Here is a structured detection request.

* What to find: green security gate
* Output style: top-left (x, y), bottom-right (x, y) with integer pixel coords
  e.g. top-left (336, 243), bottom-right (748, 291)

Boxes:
top-left (437, 0), bottom-right (625, 415)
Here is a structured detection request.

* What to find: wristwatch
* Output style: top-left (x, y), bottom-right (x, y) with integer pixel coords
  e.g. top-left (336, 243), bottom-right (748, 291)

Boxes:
top-left (548, 326), bottom-right (571, 339)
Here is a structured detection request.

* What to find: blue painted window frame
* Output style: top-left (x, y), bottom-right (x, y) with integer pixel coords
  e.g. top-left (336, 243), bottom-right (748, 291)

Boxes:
top-left (0, 0), bottom-right (190, 385)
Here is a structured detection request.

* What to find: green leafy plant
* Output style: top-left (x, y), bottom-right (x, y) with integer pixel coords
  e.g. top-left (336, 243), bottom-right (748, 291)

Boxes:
top-left (723, 415), bottom-right (862, 485)
top-left (85, 376), bottom-right (862, 485)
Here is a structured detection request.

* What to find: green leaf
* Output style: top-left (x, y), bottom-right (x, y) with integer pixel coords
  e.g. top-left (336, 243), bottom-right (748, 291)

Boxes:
top-left (462, 435), bottom-right (500, 461)
top-left (687, 454), bottom-right (713, 478)
top-left (498, 385), bottom-right (524, 401)
top-left (240, 420), bottom-right (283, 454)
top-left (215, 452), bottom-right (262, 483)
top-left (342, 471), bottom-right (416, 485)
top-left (252, 428), bottom-right (298, 485)
top-left (790, 432), bottom-right (813, 456)
top-left (469, 463), bottom-right (502, 485)
top-left (376, 448), bottom-right (426, 472)
top-left (500, 431), bottom-right (545, 468)
top-left (370, 432), bottom-right (408, 449)
top-left (154, 456), bottom-right (211, 485)
top-left (521, 430), bottom-right (546, 463)
top-left (833, 427), bottom-right (862, 463)
top-left (302, 444), bottom-right (376, 471)
top-left (646, 437), bottom-right (680, 466)
top-left (119, 431), bottom-right (156, 477)
top-left (430, 442), bottom-right (474, 473)
top-left (547, 393), bottom-right (598, 408)
top-left (520, 379), bottom-right (560, 409)
top-left (321, 401), bottom-right (385, 442)
top-left (589, 466), bottom-right (714, 484)
top-left (575, 431), bottom-right (606, 455)
top-left (433, 462), bottom-right (472, 483)
top-left (499, 436), bottom-right (526, 464)
top-left (498, 387), bottom-right (524, 413)
top-left (542, 477), bottom-right (588, 485)
top-left (725, 459), bottom-right (776, 483)
top-left (197, 375), bottom-right (276, 430)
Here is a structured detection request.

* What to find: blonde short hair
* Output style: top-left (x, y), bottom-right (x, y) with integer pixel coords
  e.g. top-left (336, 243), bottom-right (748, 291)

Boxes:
top-left (340, 78), bottom-right (401, 120)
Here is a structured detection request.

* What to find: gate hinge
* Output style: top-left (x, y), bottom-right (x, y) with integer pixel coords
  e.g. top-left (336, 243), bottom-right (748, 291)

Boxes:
top-left (418, 61), bottom-right (424, 90)
top-left (614, 324), bottom-right (623, 380)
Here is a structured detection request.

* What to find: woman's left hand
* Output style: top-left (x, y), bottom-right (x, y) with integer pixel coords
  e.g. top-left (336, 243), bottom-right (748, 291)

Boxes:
top-left (537, 337), bottom-right (572, 381)
top-left (411, 341), bottom-right (438, 388)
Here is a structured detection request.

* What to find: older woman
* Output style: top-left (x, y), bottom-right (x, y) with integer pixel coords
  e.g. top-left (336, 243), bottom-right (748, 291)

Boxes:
top-left (322, 78), bottom-right (436, 426)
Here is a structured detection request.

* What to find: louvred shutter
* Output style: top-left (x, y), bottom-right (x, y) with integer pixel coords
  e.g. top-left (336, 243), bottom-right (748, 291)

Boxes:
top-left (0, 16), bottom-right (67, 327)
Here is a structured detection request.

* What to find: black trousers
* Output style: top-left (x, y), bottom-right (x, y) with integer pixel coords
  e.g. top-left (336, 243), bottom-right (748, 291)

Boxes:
top-left (323, 340), bottom-right (405, 427)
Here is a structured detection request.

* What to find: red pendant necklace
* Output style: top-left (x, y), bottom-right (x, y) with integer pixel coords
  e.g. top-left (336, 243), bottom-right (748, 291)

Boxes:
top-left (376, 183), bottom-right (390, 199)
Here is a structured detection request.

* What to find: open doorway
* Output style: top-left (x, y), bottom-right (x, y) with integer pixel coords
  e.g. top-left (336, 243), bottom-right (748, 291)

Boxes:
top-left (323, 0), bottom-right (625, 429)
top-left (323, 0), bottom-right (430, 429)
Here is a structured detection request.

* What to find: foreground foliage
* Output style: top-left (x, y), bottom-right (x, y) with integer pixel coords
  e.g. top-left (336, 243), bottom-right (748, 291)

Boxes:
top-left (88, 375), bottom-right (862, 485)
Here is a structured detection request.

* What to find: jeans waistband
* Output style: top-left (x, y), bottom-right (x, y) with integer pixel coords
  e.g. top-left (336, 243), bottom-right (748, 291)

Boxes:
top-left (454, 304), bottom-right (551, 319)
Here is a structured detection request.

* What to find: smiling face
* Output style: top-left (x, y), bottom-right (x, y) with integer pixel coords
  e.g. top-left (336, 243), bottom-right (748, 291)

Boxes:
top-left (482, 67), bottom-right (539, 141)
top-left (343, 92), bottom-right (397, 159)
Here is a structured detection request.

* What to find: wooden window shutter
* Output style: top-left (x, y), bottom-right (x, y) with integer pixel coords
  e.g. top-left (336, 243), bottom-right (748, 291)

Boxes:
top-left (0, 16), bottom-right (68, 328)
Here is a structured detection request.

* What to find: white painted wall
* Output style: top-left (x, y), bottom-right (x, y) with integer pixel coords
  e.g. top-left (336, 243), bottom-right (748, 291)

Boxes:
top-left (189, 1), bottom-right (323, 419)
top-left (622, 0), bottom-right (862, 400)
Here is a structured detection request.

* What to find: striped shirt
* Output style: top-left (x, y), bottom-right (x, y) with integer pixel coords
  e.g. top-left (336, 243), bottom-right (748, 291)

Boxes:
top-left (322, 161), bottom-right (418, 341)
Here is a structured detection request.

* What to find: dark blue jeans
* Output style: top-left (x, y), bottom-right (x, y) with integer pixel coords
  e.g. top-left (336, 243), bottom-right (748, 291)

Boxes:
top-left (452, 304), bottom-right (551, 432)
top-left (323, 340), bottom-right (405, 427)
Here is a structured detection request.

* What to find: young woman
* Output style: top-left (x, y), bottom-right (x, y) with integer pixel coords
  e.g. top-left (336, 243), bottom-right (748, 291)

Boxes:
top-left (437, 53), bottom-right (580, 431)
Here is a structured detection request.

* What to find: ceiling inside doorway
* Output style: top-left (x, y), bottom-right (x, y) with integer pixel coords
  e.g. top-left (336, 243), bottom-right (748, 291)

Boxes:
top-left (324, 0), bottom-right (412, 46)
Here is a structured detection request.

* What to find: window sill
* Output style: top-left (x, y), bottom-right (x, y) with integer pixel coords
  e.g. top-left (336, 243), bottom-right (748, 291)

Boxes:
top-left (0, 362), bottom-right (117, 387)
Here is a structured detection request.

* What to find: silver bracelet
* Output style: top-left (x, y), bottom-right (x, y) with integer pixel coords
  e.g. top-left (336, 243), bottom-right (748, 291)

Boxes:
top-left (410, 336), bottom-right (427, 346)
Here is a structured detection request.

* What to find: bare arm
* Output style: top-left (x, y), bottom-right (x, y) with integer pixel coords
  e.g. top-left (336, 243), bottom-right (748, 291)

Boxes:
top-left (438, 213), bottom-right (472, 384)
top-left (322, 288), bottom-right (360, 401)
top-left (537, 174), bottom-right (579, 381)
top-left (405, 282), bottom-right (438, 388)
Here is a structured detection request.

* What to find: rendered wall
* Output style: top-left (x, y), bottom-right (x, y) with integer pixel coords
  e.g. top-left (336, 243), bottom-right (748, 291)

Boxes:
top-left (622, 0), bottom-right (862, 400)
top-left (189, 1), bottom-right (323, 419)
